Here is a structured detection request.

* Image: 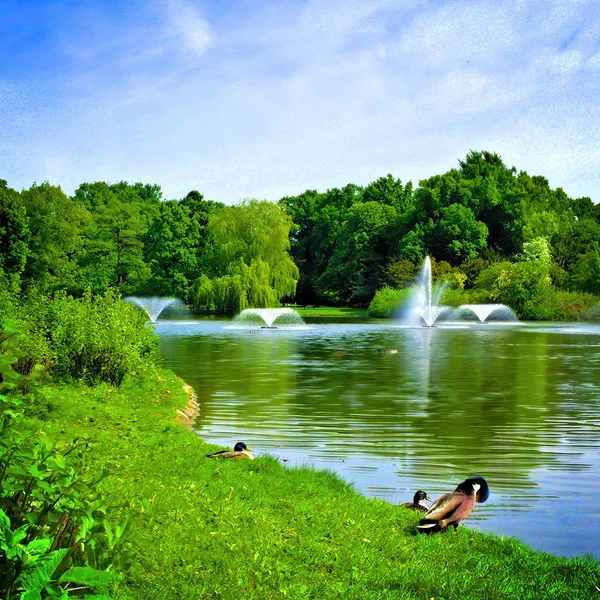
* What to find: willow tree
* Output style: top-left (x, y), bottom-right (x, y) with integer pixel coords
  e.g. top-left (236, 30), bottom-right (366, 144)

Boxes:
top-left (191, 200), bottom-right (298, 313)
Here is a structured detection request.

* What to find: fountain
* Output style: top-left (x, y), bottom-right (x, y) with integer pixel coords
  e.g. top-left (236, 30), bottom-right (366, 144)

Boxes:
top-left (455, 304), bottom-right (518, 323)
top-left (124, 297), bottom-right (185, 323)
top-left (404, 257), bottom-right (448, 327)
top-left (400, 257), bottom-right (518, 327)
top-left (232, 308), bottom-right (306, 329)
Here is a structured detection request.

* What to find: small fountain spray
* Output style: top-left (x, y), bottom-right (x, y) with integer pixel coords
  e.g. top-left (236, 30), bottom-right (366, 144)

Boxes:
top-left (123, 297), bottom-right (185, 323)
top-left (232, 308), bottom-right (306, 329)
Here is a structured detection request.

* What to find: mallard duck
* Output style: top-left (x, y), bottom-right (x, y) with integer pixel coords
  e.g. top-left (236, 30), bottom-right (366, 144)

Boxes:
top-left (401, 490), bottom-right (432, 512)
top-left (417, 476), bottom-right (489, 534)
top-left (206, 441), bottom-right (254, 460)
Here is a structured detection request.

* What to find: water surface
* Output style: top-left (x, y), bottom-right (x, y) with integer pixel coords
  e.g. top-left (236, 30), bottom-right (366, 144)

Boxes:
top-left (156, 318), bottom-right (600, 558)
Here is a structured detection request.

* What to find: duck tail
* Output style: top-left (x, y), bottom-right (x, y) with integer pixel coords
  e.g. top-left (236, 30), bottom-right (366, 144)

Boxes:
top-left (416, 520), bottom-right (444, 535)
top-left (206, 450), bottom-right (226, 458)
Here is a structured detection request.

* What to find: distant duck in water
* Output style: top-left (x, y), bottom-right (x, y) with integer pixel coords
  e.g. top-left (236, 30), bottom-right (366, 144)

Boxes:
top-left (417, 476), bottom-right (489, 534)
top-left (378, 348), bottom-right (398, 355)
top-left (206, 441), bottom-right (254, 460)
top-left (401, 490), bottom-right (432, 512)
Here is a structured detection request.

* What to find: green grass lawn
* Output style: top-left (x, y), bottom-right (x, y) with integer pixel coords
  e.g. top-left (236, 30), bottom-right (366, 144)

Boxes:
top-left (293, 306), bottom-right (370, 318)
top-left (28, 369), bottom-right (600, 599)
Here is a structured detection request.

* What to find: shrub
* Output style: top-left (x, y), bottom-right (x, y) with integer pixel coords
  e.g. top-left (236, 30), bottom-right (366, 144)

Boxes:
top-left (368, 286), bottom-right (414, 318)
top-left (2, 290), bottom-right (158, 386)
top-left (580, 301), bottom-right (600, 322)
top-left (474, 260), bottom-right (557, 320)
top-left (554, 291), bottom-right (597, 321)
top-left (45, 291), bottom-right (158, 385)
top-left (0, 334), bottom-right (129, 598)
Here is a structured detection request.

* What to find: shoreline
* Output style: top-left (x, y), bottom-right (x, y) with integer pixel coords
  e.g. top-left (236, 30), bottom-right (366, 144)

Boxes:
top-left (31, 371), bottom-right (600, 598)
top-left (175, 382), bottom-right (199, 428)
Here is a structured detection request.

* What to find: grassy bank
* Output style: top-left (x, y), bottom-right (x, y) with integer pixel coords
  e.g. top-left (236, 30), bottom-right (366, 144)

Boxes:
top-left (26, 369), bottom-right (599, 600)
top-left (294, 306), bottom-right (370, 319)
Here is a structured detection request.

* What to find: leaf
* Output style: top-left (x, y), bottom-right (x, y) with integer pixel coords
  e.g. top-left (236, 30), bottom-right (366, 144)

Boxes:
top-left (25, 537), bottom-right (53, 556)
top-left (16, 548), bottom-right (69, 596)
top-left (0, 507), bottom-right (11, 533)
top-left (59, 566), bottom-right (113, 586)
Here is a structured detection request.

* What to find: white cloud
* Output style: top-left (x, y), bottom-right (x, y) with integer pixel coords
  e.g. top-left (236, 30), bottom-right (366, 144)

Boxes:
top-left (163, 0), bottom-right (211, 58)
top-left (2, 0), bottom-right (600, 203)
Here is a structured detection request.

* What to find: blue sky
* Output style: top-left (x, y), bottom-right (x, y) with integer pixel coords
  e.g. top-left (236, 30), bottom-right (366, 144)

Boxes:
top-left (1, 0), bottom-right (599, 202)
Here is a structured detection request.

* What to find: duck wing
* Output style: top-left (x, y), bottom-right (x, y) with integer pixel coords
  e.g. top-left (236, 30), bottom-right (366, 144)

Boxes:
top-left (206, 449), bottom-right (234, 458)
top-left (417, 491), bottom-right (474, 532)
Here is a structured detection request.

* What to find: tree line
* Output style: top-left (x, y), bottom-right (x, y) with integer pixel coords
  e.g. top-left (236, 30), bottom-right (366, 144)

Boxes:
top-left (1, 150), bottom-right (599, 316)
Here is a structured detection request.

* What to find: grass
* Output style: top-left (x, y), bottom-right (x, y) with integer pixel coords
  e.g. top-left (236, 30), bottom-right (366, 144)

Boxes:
top-left (26, 368), bottom-right (600, 600)
top-left (293, 306), bottom-right (370, 318)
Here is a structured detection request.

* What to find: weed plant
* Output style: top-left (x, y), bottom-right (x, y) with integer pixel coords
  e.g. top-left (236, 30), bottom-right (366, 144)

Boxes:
top-left (0, 326), bottom-right (127, 599)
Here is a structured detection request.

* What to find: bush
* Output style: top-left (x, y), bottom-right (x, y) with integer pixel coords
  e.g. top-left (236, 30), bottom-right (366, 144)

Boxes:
top-left (474, 260), bottom-right (558, 320)
top-left (368, 286), bottom-right (414, 318)
top-left (555, 291), bottom-right (597, 321)
top-left (581, 301), bottom-right (600, 322)
top-left (46, 291), bottom-right (158, 385)
top-left (1, 290), bottom-right (158, 386)
top-left (0, 334), bottom-right (128, 598)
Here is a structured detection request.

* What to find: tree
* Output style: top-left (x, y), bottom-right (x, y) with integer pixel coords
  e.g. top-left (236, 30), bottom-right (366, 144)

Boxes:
top-left (317, 202), bottom-right (397, 303)
top-left (430, 203), bottom-right (488, 263)
top-left (362, 174), bottom-right (413, 212)
top-left (20, 182), bottom-right (89, 292)
top-left (142, 192), bottom-right (222, 298)
top-left (192, 200), bottom-right (298, 313)
top-left (78, 195), bottom-right (149, 294)
top-left (0, 180), bottom-right (29, 289)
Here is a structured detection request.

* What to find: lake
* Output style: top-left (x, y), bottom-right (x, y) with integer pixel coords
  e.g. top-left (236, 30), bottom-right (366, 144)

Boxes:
top-left (156, 317), bottom-right (600, 558)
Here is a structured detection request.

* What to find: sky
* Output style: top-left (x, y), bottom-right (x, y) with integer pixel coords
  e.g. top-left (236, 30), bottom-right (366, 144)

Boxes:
top-left (1, 0), bottom-right (599, 203)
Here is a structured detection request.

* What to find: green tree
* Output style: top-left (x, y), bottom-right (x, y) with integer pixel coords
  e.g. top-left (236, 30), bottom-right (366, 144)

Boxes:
top-left (20, 182), bottom-right (89, 292)
top-left (79, 196), bottom-right (149, 294)
top-left (430, 203), bottom-right (488, 263)
top-left (362, 174), bottom-right (413, 212)
top-left (317, 201), bottom-right (397, 303)
top-left (192, 200), bottom-right (298, 313)
top-left (0, 181), bottom-right (29, 289)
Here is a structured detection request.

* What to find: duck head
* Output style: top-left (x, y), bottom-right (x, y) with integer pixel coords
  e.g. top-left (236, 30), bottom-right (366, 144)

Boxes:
top-left (233, 441), bottom-right (253, 452)
top-left (413, 490), bottom-right (432, 504)
top-left (455, 476), bottom-right (489, 503)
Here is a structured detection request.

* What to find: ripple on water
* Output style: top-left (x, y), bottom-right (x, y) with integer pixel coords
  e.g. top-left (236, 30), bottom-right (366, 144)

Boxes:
top-left (160, 319), bottom-right (600, 558)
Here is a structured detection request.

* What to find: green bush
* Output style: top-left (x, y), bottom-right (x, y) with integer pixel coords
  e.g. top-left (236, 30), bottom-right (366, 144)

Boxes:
top-left (474, 260), bottom-right (557, 320)
top-left (1, 290), bottom-right (158, 386)
top-left (581, 301), bottom-right (600, 322)
top-left (555, 291), bottom-right (597, 321)
top-left (0, 333), bottom-right (128, 598)
top-left (45, 291), bottom-right (158, 385)
top-left (367, 286), bottom-right (414, 318)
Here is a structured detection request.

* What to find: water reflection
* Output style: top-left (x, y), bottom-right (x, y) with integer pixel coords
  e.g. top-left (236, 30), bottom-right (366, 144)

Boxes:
top-left (157, 321), bottom-right (600, 558)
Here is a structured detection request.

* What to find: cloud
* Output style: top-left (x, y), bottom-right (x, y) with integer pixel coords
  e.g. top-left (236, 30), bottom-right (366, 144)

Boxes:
top-left (162, 0), bottom-right (212, 58)
top-left (1, 0), bottom-right (600, 203)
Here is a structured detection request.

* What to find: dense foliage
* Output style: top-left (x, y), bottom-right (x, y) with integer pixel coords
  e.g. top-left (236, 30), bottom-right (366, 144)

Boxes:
top-left (0, 149), bottom-right (598, 317)
top-left (0, 297), bottom-right (138, 598)
top-left (280, 151), bottom-right (599, 317)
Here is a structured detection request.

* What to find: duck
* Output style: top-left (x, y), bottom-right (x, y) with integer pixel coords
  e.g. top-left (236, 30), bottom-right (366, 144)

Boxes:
top-left (206, 441), bottom-right (254, 460)
top-left (401, 490), bottom-right (432, 512)
top-left (416, 476), bottom-right (489, 534)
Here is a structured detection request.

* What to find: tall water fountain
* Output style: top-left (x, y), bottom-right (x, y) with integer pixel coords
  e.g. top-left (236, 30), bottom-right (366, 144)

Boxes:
top-left (401, 257), bottom-right (518, 327)
top-left (232, 308), bottom-right (306, 329)
top-left (124, 297), bottom-right (185, 323)
top-left (405, 257), bottom-right (447, 327)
